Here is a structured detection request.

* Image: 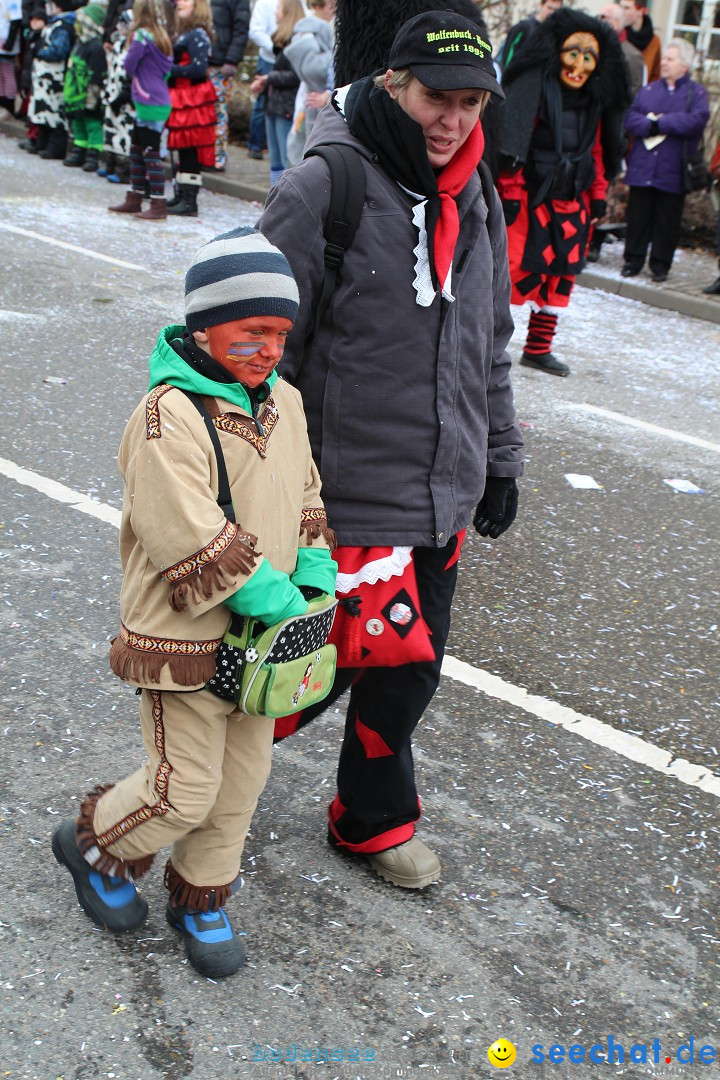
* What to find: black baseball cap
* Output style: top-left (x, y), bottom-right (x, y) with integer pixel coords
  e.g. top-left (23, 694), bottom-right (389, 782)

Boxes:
top-left (388, 10), bottom-right (504, 99)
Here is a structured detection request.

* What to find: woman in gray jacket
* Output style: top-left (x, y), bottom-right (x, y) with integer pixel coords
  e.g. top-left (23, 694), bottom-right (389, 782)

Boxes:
top-left (259, 9), bottom-right (523, 891)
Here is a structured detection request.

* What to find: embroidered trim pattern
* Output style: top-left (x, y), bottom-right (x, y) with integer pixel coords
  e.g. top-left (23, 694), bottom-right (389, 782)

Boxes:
top-left (161, 519), bottom-right (242, 585)
top-left (119, 623), bottom-right (223, 656)
top-left (96, 690), bottom-right (173, 847)
top-left (145, 384), bottom-right (174, 440)
top-left (301, 507), bottom-right (328, 525)
top-left (213, 396), bottom-right (279, 459)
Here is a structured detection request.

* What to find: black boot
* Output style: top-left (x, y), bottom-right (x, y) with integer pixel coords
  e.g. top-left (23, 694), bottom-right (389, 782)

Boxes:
top-left (25, 127), bottom-right (50, 153)
top-left (63, 144), bottom-right (86, 167)
top-left (39, 126), bottom-right (68, 160)
top-left (82, 148), bottom-right (100, 172)
top-left (166, 182), bottom-right (199, 217)
top-left (166, 181), bottom-right (183, 208)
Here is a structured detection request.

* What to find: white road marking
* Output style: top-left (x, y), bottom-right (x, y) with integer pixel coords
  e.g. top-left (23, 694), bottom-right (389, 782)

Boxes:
top-left (441, 656), bottom-right (720, 798)
top-left (0, 221), bottom-right (149, 272)
top-left (1, 455), bottom-right (717, 799)
top-left (0, 456), bottom-right (121, 528)
top-left (569, 402), bottom-right (720, 455)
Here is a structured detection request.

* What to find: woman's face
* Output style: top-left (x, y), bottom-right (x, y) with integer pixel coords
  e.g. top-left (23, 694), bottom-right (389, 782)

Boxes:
top-left (559, 32), bottom-right (599, 89)
top-left (384, 73), bottom-right (484, 169)
top-left (176, 0), bottom-right (194, 21)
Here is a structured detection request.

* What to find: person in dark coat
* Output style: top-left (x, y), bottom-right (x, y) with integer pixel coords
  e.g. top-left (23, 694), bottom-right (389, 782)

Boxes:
top-left (249, 0), bottom-right (302, 185)
top-left (494, 0), bottom-right (563, 72)
top-left (259, 9), bottom-right (523, 892)
top-left (622, 38), bottom-right (709, 283)
top-left (497, 8), bottom-right (630, 375)
top-left (207, 0), bottom-right (248, 170)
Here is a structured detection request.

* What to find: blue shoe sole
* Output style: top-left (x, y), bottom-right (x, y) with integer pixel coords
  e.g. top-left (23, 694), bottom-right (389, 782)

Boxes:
top-left (166, 902), bottom-right (246, 977)
top-left (52, 820), bottom-right (148, 932)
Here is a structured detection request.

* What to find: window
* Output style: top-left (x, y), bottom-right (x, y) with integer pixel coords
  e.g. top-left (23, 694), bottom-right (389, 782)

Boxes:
top-left (669, 0), bottom-right (720, 61)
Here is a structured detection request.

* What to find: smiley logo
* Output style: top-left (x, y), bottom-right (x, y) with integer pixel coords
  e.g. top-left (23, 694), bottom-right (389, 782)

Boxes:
top-left (488, 1039), bottom-right (517, 1068)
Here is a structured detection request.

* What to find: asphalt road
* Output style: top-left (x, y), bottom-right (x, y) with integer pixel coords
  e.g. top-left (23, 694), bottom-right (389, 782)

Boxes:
top-left (1, 136), bottom-right (719, 1080)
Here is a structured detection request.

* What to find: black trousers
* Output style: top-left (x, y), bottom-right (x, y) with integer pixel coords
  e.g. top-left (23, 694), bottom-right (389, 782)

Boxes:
top-left (296, 541), bottom-right (460, 850)
top-left (624, 186), bottom-right (686, 275)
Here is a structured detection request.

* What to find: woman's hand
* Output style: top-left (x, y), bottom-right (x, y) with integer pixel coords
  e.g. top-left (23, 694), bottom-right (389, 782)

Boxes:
top-left (250, 74), bottom-right (268, 95)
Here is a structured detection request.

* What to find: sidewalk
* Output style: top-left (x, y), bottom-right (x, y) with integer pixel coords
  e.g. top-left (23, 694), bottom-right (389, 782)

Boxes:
top-left (4, 114), bottom-right (720, 324)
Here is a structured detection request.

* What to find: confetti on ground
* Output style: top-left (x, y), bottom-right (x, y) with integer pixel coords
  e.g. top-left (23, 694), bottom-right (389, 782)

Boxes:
top-left (663, 478), bottom-right (704, 493)
top-left (564, 473), bottom-right (602, 489)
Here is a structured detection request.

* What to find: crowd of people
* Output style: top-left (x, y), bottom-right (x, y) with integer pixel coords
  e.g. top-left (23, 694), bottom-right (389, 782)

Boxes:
top-left (490, 0), bottom-right (716, 373)
top-left (5, 0), bottom-right (336, 216)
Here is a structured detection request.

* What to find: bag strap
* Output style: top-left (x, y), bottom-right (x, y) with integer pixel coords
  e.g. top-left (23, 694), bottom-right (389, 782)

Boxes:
top-left (302, 142), bottom-right (494, 338)
top-left (477, 157), bottom-right (494, 234)
top-left (183, 391), bottom-right (235, 524)
top-left (304, 143), bottom-right (367, 341)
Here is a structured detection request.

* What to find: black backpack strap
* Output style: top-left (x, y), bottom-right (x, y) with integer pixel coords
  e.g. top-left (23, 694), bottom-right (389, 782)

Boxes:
top-left (183, 391), bottom-right (236, 524)
top-left (477, 158), bottom-right (494, 235)
top-left (304, 143), bottom-right (367, 340)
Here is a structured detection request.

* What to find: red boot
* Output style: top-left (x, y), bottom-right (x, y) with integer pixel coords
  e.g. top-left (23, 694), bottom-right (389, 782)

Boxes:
top-left (135, 197), bottom-right (167, 221)
top-left (109, 190), bottom-right (144, 214)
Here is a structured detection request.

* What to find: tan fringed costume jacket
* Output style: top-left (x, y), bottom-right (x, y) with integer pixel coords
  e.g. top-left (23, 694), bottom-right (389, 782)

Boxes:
top-left (109, 376), bottom-right (332, 692)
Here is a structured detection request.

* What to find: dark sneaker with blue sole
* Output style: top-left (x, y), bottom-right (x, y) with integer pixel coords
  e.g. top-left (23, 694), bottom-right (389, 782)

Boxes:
top-left (166, 902), bottom-right (246, 978)
top-left (51, 819), bottom-right (148, 932)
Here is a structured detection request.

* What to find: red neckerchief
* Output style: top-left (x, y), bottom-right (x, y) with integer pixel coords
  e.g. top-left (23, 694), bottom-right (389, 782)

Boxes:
top-left (432, 121), bottom-right (486, 292)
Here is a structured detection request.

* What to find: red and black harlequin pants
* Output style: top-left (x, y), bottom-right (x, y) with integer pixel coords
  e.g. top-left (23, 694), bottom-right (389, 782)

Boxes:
top-left (286, 540), bottom-right (461, 853)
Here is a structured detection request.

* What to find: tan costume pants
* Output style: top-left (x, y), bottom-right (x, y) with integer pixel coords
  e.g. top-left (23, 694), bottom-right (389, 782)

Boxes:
top-left (90, 688), bottom-right (274, 901)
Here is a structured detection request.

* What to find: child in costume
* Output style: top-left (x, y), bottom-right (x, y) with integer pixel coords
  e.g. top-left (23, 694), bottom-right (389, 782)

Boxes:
top-left (165, 0), bottom-right (217, 216)
top-left (26, 0), bottom-right (75, 160)
top-left (109, 0), bottom-right (173, 220)
top-left (18, 6), bottom-right (47, 150)
top-left (497, 9), bottom-right (630, 376)
top-left (51, 227), bottom-right (337, 979)
top-left (98, 8), bottom-right (134, 183)
top-left (62, 1), bottom-right (107, 171)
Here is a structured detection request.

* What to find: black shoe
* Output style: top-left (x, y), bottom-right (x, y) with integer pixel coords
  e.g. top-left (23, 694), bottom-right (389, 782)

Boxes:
top-left (52, 819), bottom-right (149, 931)
top-left (247, 148), bottom-right (263, 160)
top-left (520, 352), bottom-right (570, 377)
top-left (621, 264), bottom-right (640, 278)
top-left (702, 276), bottom-right (720, 295)
top-left (651, 271), bottom-right (668, 283)
top-left (166, 902), bottom-right (246, 978)
top-left (166, 183), bottom-right (199, 216)
top-left (63, 146), bottom-right (86, 167)
top-left (82, 149), bottom-right (100, 172)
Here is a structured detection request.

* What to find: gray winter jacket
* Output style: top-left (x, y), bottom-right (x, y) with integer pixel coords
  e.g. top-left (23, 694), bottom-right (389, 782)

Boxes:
top-left (283, 15), bottom-right (333, 93)
top-left (259, 104), bottom-right (523, 548)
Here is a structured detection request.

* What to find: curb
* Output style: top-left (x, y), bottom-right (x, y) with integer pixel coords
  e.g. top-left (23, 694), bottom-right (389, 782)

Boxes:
top-left (577, 268), bottom-right (720, 326)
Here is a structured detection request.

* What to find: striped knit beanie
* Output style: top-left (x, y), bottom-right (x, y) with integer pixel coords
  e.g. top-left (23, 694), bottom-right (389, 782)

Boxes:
top-left (184, 227), bottom-right (299, 333)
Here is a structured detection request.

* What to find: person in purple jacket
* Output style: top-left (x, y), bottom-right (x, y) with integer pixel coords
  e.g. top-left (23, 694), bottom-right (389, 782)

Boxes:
top-left (109, 0), bottom-right (174, 220)
top-left (622, 38), bottom-right (709, 283)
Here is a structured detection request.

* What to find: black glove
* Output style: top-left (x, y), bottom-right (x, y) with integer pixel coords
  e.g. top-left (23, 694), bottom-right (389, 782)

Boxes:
top-left (473, 477), bottom-right (519, 539)
top-left (502, 199), bottom-right (521, 227)
top-left (648, 118), bottom-right (660, 137)
top-left (590, 199), bottom-right (606, 221)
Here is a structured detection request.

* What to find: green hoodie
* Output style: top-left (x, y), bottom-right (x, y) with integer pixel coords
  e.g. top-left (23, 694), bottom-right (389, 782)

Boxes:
top-left (146, 326), bottom-right (335, 624)
top-left (148, 324), bottom-right (279, 408)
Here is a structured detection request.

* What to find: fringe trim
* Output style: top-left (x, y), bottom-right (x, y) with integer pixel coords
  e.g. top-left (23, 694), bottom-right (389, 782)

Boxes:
top-left (168, 530), bottom-right (259, 613)
top-left (76, 785), bottom-right (155, 880)
top-left (300, 522), bottom-right (337, 551)
top-left (164, 859), bottom-right (232, 913)
top-left (109, 635), bottom-right (219, 687)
